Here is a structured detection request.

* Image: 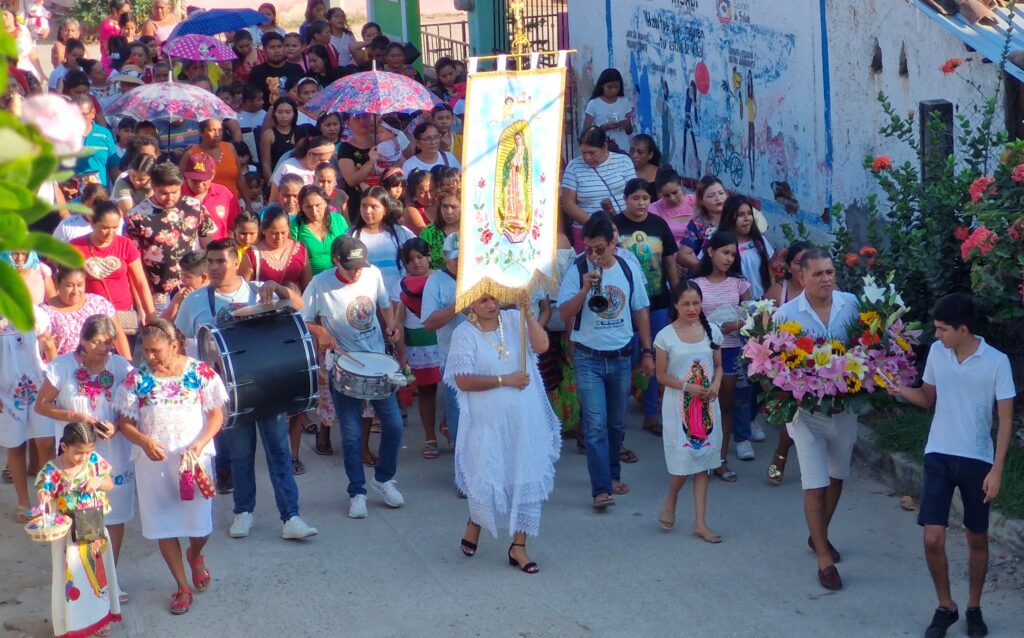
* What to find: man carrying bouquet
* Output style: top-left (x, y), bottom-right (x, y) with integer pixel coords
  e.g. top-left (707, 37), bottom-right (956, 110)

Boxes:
top-left (773, 248), bottom-right (859, 591)
top-left (889, 294), bottom-right (1014, 638)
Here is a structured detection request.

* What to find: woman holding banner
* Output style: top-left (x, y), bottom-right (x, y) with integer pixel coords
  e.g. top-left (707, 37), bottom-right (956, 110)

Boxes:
top-left (445, 295), bottom-right (561, 574)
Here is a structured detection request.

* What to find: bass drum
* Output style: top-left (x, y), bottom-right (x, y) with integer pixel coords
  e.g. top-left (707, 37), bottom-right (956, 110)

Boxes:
top-left (197, 309), bottom-right (318, 429)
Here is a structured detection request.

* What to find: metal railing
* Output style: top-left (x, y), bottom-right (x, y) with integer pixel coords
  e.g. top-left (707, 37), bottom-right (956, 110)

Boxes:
top-left (420, 20), bottom-right (470, 69)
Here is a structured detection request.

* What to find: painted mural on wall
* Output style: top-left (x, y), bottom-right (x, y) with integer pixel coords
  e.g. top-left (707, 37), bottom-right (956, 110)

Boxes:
top-left (604, 0), bottom-right (831, 228)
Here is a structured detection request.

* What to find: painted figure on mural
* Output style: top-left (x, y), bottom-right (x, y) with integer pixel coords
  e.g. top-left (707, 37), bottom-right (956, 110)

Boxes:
top-left (658, 78), bottom-right (674, 170)
top-left (682, 79), bottom-right (700, 173)
top-left (496, 123), bottom-right (532, 243)
top-left (746, 70), bottom-right (757, 187)
top-left (731, 66), bottom-right (743, 119)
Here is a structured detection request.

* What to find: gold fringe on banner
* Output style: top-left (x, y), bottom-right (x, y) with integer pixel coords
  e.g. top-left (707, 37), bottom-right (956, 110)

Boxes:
top-left (453, 270), bottom-right (559, 314)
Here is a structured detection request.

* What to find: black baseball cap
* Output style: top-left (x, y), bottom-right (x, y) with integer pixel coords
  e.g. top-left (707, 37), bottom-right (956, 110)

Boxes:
top-left (331, 236), bottom-right (370, 270)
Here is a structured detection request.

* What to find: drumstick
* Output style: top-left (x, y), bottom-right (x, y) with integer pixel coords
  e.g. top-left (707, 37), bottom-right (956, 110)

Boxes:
top-left (341, 351), bottom-right (365, 368)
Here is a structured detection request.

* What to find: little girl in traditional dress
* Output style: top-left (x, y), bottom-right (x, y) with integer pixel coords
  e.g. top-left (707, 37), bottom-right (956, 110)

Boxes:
top-left (653, 281), bottom-right (723, 543)
top-left (36, 422), bottom-right (121, 638)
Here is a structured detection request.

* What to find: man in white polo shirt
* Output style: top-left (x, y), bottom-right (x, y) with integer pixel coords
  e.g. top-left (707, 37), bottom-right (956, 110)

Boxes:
top-left (891, 293), bottom-right (1014, 638)
top-left (302, 236), bottom-right (404, 519)
top-left (773, 248), bottom-right (859, 592)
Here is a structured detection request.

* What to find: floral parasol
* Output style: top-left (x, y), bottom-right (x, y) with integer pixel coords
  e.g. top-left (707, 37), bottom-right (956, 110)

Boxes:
top-left (305, 70), bottom-right (438, 115)
top-left (104, 81), bottom-right (236, 123)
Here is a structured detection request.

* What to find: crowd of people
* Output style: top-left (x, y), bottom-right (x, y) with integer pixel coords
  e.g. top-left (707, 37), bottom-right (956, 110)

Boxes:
top-left (0, 4), bottom-right (1016, 638)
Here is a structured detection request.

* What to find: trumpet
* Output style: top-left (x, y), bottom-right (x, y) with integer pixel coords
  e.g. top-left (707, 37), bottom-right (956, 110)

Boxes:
top-left (588, 266), bottom-right (610, 313)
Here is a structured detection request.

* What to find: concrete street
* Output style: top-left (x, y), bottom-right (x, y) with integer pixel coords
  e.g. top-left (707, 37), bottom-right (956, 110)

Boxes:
top-left (1, 406), bottom-right (1021, 637)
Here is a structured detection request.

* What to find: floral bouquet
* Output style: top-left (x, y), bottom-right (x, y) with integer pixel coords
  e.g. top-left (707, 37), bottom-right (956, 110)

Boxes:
top-left (846, 274), bottom-right (922, 396)
top-left (742, 311), bottom-right (870, 426)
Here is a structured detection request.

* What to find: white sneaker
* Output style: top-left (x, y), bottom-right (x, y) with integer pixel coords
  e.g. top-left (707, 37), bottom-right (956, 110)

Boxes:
top-left (282, 515), bottom-right (318, 539)
top-left (750, 420), bottom-right (766, 442)
top-left (229, 512), bottom-right (254, 538)
top-left (736, 440), bottom-right (756, 461)
top-left (370, 478), bottom-right (405, 508)
top-left (348, 494), bottom-right (367, 519)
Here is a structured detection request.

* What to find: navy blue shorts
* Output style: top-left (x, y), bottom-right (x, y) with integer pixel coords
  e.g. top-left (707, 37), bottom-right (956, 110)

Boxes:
top-left (721, 346), bottom-right (740, 375)
top-left (917, 452), bottom-right (992, 533)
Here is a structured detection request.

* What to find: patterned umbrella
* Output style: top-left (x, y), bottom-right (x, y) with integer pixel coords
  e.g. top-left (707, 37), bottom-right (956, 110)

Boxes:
top-left (104, 81), bottom-right (236, 123)
top-left (164, 34), bottom-right (237, 62)
top-left (168, 8), bottom-right (267, 38)
top-left (306, 70), bottom-right (438, 115)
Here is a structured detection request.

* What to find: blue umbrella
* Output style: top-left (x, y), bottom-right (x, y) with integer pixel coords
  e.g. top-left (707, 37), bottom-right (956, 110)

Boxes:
top-left (168, 9), bottom-right (268, 38)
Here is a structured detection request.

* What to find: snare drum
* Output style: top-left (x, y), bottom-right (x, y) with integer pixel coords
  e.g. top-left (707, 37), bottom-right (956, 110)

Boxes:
top-left (331, 351), bottom-right (402, 400)
top-left (198, 308), bottom-right (318, 428)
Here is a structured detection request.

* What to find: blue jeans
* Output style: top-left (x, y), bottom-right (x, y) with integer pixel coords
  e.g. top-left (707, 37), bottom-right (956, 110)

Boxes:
top-left (330, 385), bottom-right (404, 497)
top-left (575, 349), bottom-right (631, 497)
top-left (226, 413), bottom-right (299, 522)
top-left (214, 430), bottom-right (232, 474)
top-left (442, 377), bottom-right (460, 447)
top-left (731, 340), bottom-right (753, 443)
top-left (633, 307), bottom-right (669, 417)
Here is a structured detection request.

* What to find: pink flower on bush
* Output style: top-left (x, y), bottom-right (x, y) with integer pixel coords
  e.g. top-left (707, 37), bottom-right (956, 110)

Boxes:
top-left (20, 94), bottom-right (86, 155)
top-left (960, 226), bottom-right (997, 260)
top-left (968, 176), bottom-right (996, 203)
top-left (1011, 164), bottom-right (1024, 183)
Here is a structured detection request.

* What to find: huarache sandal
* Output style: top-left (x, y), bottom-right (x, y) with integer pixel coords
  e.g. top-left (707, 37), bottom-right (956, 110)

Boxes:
top-left (169, 587), bottom-right (193, 615)
top-left (508, 543), bottom-right (539, 573)
top-left (186, 548), bottom-right (211, 592)
top-left (422, 440), bottom-right (439, 460)
top-left (461, 520), bottom-right (480, 557)
top-left (592, 493), bottom-right (615, 509)
top-left (619, 448), bottom-right (638, 464)
top-left (694, 528), bottom-right (722, 544)
top-left (291, 457), bottom-right (306, 476)
top-left (15, 508), bottom-right (32, 524)
top-left (767, 453), bottom-right (787, 486)
top-left (714, 463), bottom-right (738, 482)
top-left (658, 510), bottom-right (675, 530)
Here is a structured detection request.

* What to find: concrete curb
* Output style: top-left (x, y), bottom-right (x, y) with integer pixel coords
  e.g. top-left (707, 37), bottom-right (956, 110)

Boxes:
top-left (853, 423), bottom-right (1024, 558)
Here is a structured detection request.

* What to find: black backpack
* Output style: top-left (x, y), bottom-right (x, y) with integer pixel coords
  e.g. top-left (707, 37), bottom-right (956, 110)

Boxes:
top-left (572, 254), bottom-right (634, 331)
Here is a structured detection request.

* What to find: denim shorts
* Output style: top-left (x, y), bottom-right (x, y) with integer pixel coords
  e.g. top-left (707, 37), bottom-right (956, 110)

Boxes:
top-left (918, 452), bottom-right (992, 533)
top-left (721, 346), bottom-right (740, 375)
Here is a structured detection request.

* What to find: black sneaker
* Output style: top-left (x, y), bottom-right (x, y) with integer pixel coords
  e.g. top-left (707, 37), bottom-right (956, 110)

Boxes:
top-left (925, 607), bottom-right (959, 638)
top-left (216, 469), bottom-right (233, 495)
top-left (966, 607), bottom-right (988, 637)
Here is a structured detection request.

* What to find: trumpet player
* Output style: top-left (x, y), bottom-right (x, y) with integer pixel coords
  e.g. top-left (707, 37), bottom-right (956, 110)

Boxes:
top-left (557, 213), bottom-right (653, 510)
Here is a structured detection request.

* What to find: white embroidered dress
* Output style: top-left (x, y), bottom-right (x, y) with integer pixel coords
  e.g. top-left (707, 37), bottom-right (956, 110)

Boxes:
top-left (46, 352), bottom-right (136, 525)
top-left (444, 309), bottom-right (561, 538)
top-left (115, 358), bottom-right (227, 540)
top-left (0, 308), bottom-right (52, 446)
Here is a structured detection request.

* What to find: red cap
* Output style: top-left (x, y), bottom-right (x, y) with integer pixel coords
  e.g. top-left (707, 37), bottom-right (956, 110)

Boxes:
top-left (184, 151), bottom-right (215, 180)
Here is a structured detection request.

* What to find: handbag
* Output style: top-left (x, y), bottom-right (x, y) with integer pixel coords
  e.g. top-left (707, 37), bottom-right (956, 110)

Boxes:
top-left (191, 452), bottom-right (216, 499)
top-left (90, 245), bottom-right (141, 336)
top-left (70, 505), bottom-right (105, 544)
top-left (178, 453), bottom-right (196, 501)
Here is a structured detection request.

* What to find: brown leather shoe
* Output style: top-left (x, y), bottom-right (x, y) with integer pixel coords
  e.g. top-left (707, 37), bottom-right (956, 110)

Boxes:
top-left (808, 535), bottom-right (841, 563)
top-left (818, 565), bottom-right (842, 591)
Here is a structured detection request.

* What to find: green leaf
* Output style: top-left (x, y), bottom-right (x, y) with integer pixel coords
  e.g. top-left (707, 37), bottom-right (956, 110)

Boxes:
top-left (0, 260), bottom-right (34, 331)
top-left (0, 129), bottom-right (40, 166)
top-left (8, 196), bottom-right (53, 224)
top-left (25, 232), bottom-right (84, 268)
top-left (0, 180), bottom-right (36, 211)
top-left (0, 32), bottom-right (17, 59)
top-left (0, 212), bottom-right (28, 249)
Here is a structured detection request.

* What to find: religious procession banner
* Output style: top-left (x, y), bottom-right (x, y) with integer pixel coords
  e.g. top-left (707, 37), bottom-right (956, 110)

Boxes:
top-left (455, 64), bottom-right (566, 311)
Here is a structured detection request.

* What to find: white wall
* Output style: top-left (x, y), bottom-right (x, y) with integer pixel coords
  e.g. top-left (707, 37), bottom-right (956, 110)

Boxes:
top-left (567, 0), bottom-right (1005, 238)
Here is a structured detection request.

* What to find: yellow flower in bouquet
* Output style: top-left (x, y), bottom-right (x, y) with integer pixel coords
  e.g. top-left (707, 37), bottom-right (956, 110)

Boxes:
top-left (830, 339), bottom-right (846, 355)
top-left (847, 377), bottom-right (863, 393)
top-left (860, 311), bottom-right (881, 333)
top-left (894, 336), bottom-right (911, 352)
top-left (812, 344), bottom-right (834, 367)
top-left (778, 321), bottom-right (803, 336)
top-left (845, 352), bottom-right (868, 379)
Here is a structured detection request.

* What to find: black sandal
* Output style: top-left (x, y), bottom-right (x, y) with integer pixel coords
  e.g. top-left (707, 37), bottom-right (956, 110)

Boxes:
top-left (461, 520), bottom-right (480, 557)
top-left (507, 543), bottom-right (539, 573)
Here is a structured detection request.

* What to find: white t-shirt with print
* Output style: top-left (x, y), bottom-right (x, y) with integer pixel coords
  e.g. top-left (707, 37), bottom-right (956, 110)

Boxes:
top-left (556, 255), bottom-right (650, 351)
top-left (301, 265), bottom-right (390, 354)
top-left (923, 338), bottom-right (1016, 464)
top-left (584, 96), bottom-right (634, 151)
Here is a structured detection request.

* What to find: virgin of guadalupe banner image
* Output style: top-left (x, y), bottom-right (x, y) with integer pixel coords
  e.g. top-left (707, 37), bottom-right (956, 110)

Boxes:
top-left (455, 65), bottom-right (566, 311)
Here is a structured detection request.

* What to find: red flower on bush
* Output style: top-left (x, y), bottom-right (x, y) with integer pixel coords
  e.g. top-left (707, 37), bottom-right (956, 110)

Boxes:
top-left (843, 252), bottom-right (860, 268)
top-left (871, 155), bottom-right (893, 172)
top-left (1009, 219), bottom-right (1024, 241)
top-left (969, 176), bottom-right (996, 203)
top-left (960, 226), bottom-right (997, 260)
top-left (1011, 164), bottom-right (1024, 184)
top-left (858, 245), bottom-right (878, 258)
top-left (941, 58), bottom-right (963, 74)
top-left (954, 226), bottom-right (970, 241)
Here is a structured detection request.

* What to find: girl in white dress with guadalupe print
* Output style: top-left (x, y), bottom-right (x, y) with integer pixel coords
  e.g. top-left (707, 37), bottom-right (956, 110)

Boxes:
top-left (445, 297), bottom-right (561, 574)
top-left (653, 281), bottom-right (724, 543)
top-left (35, 315), bottom-right (135, 577)
top-left (115, 319), bottom-right (227, 616)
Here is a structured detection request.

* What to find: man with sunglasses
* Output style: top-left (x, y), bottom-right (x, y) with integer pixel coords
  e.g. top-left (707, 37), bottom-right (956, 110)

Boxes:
top-left (557, 213), bottom-right (653, 510)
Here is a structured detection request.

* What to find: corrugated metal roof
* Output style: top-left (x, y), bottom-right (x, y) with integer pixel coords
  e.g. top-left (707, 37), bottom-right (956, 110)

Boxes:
top-left (913, 0), bottom-right (1024, 82)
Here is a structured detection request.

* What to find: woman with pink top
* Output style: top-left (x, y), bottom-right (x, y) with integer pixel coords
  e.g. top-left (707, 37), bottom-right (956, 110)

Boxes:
top-left (647, 169), bottom-right (697, 246)
top-left (98, 0), bottom-right (130, 70)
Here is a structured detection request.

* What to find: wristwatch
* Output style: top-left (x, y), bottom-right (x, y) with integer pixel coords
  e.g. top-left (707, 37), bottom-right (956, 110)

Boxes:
top-left (641, 347), bottom-right (655, 356)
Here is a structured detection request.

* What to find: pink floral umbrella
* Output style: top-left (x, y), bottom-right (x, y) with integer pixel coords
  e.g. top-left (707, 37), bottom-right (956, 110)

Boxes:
top-left (163, 34), bottom-right (237, 62)
top-left (104, 81), bottom-right (236, 123)
top-left (306, 70), bottom-right (438, 115)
